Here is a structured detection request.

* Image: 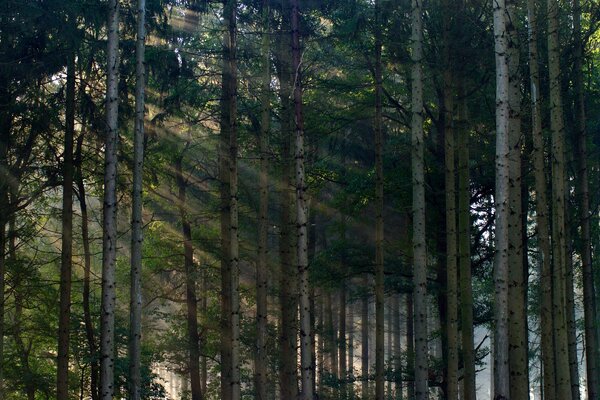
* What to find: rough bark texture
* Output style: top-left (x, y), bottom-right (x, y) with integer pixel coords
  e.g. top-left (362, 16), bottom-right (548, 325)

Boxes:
top-left (492, 0), bottom-right (510, 397)
top-left (573, 0), bottom-right (600, 396)
top-left (255, 1), bottom-right (270, 399)
top-left (176, 154), bottom-right (203, 400)
top-left (220, 1), bottom-right (240, 398)
top-left (100, 0), bottom-right (120, 397)
top-left (442, 2), bottom-right (458, 395)
top-left (373, 1), bottom-right (385, 398)
top-left (291, 0), bottom-right (314, 397)
top-left (411, 0), bottom-right (427, 398)
top-left (526, 1), bottom-right (555, 397)
top-left (547, 0), bottom-right (572, 397)
top-left (506, 2), bottom-right (528, 397)
top-left (57, 49), bottom-right (75, 400)
top-left (128, 0), bottom-right (146, 397)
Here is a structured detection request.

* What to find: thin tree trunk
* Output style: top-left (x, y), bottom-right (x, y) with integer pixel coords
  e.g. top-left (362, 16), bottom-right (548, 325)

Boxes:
top-left (392, 294), bottom-right (401, 400)
top-left (255, 1), bottom-right (270, 398)
top-left (220, 0), bottom-right (240, 398)
top-left (176, 153), bottom-right (203, 400)
top-left (547, 0), bottom-right (572, 397)
top-left (325, 291), bottom-right (338, 380)
top-left (100, 0), bottom-right (120, 397)
top-left (506, 1), bottom-right (528, 397)
top-left (442, 2), bottom-right (458, 395)
top-left (349, 298), bottom-right (355, 400)
top-left (57, 48), bottom-right (76, 400)
top-left (76, 135), bottom-right (99, 400)
top-left (457, 81), bottom-right (475, 400)
top-left (406, 294), bottom-right (415, 400)
top-left (128, 0), bottom-right (146, 397)
top-left (526, 1), bottom-right (555, 397)
top-left (411, 0), bottom-right (427, 397)
top-left (290, 0), bottom-right (313, 397)
top-left (340, 285), bottom-right (348, 399)
top-left (573, 0), bottom-right (599, 397)
top-left (565, 215), bottom-right (580, 400)
top-left (362, 275), bottom-right (370, 400)
top-left (492, 0), bottom-right (510, 397)
top-left (373, 1), bottom-right (385, 399)
top-left (278, 2), bottom-right (298, 394)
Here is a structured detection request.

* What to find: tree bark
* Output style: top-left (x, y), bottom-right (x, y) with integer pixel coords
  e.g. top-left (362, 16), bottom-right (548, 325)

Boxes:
top-left (57, 48), bottom-right (76, 400)
top-left (392, 294), bottom-right (402, 400)
top-left (411, 0), bottom-right (427, 398)
top-left (290, 0), bottom-right (313, 397)
top-left (339, 285), bottom-right (348, 399)
top-left (506, 2), bottom-right (528, 397)
top-left (406, 294), bottom-right (415, 400)
top-left (362, 275), bottom-right (370, 400)
top-left (128, 0), bottom-right (146, 397)
top-left (373, 2), bottom-right (385, 400)
top-left (100, 0), bottom-right (120, 397)
top-left (220, 0), bottom-right (240, 398)
top-left (255, 2), bottom-right (270, 399)
top-left (547, 0), bottom-right (572, 397)
top-left (573, 0), bottom-right (600, 396)
top-left (526, 1), bottom-right (555, 397)
top-left (492, 0), bottom-right (510, 397)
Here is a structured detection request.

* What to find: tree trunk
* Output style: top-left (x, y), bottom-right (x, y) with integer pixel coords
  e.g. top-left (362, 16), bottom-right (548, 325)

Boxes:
top-left (220, 0), bottom-right (240, 398)
top-left (255, 1), bottom-right (270, 399)
top-left (406, 294), bottom-right (415, 400)
top-left (573, 0), bottom-right (600, 396)
top-left (57, 48), bottom-right (76, 400)
top-left (362, 275), bottom-right (370, 400)
top-left (411, 0), bottom-right (427, 398)
top-left (547, 0), bottom-right (572, 397)
top-left (506, 1), bottom-right (528, 397)
top-left (290, 0), bottom-right (313, 397)
top-left (565, 217), bottom-right (580, 400)
top-left (325, 291), bottom-right (338, 382)
top-left (76, 134), bottom-right (99, 400)
top-left (373, 2), bottom-right (385, 400)
top-left (492, 0), bottom-right (510, 397)
top-left (392, 294), bottom-right (402, 400)
top-left (176, 153), bottom-right (203, 400)
top-left (442, 2), bottom-right (458, 396)
top-left (278, 2), bottom-right (299, 394)
top-left (526, 1), bottom-right (556, 397)
top-left (100, 0), bottom-right (120, 397)
top-left (457, 80), bottom-right (475, 400)
top-left (340, 285), bottom-right (348, 399)
top-left (128, 0), bottom-right (146, 397)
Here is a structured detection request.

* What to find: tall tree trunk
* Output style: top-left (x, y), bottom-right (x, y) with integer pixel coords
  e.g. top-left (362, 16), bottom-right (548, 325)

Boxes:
top-left (290, 0), bottom-right (313, 397)
top-left (392, 294), bottom-right (402, 400)
top-left (100, 0), bottom-right (120, 397)
top-left (565, 216), bottom-right (580, 400)
top-left (220, 0), bottom-right (240, 398)
top-left (0, 203), bottom-right (4, 400)
top-left (278, 2), bottom-right (298, 394)
top-left (406, 294), bottom-right (415, 400)
top-left (456, 81), bottom-right (475, 400)
top-left (442, 1), bottom-right (458, 396)
top-left (411, 0), bottom-right (427, 398)
top-left (349, 301), bottom-right (355, 400)
top-left (339, 285), bottom-right (348, 399)
top-left (57, 48), bottom-right (76, 400)
top-left (325, 291), bottom-right (338, 381)
top-left (547, 0), bottom-right (572, 397)
top-left (526, 1), bottom-right (556, 397)
top-left (255, 2), bottom-right (270, 400)
top-left (506, 1), bottom-right (528, 397)
top-left (492, 0), bottom-right (510, 397)
top-left (573, 0), bottom-right (600, 396)
top-left (76, 134), bottom-right (99, 400)
top-left (176, 153), bottom-right (203, 400)
top-left (129, 0), bottom-right (146, 397)
top-left (362, 275), bottom-right (370, 400)
top-left (373, 1), bottom-right (385, 399)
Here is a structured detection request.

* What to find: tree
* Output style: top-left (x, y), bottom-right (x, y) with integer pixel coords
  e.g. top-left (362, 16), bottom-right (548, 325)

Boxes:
top-left (100, 0), bottom-right (120, 398)
top-left (411, 0), bottom-right (427, 398)
top-left (492, 0), bottom-right (510, 397)
top-left (128, 0), bottom-right (147, 397)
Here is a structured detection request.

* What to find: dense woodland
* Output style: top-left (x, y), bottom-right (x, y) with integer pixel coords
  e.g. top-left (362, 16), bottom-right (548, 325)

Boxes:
top-left (2, 0), bottom-right (600, 399)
